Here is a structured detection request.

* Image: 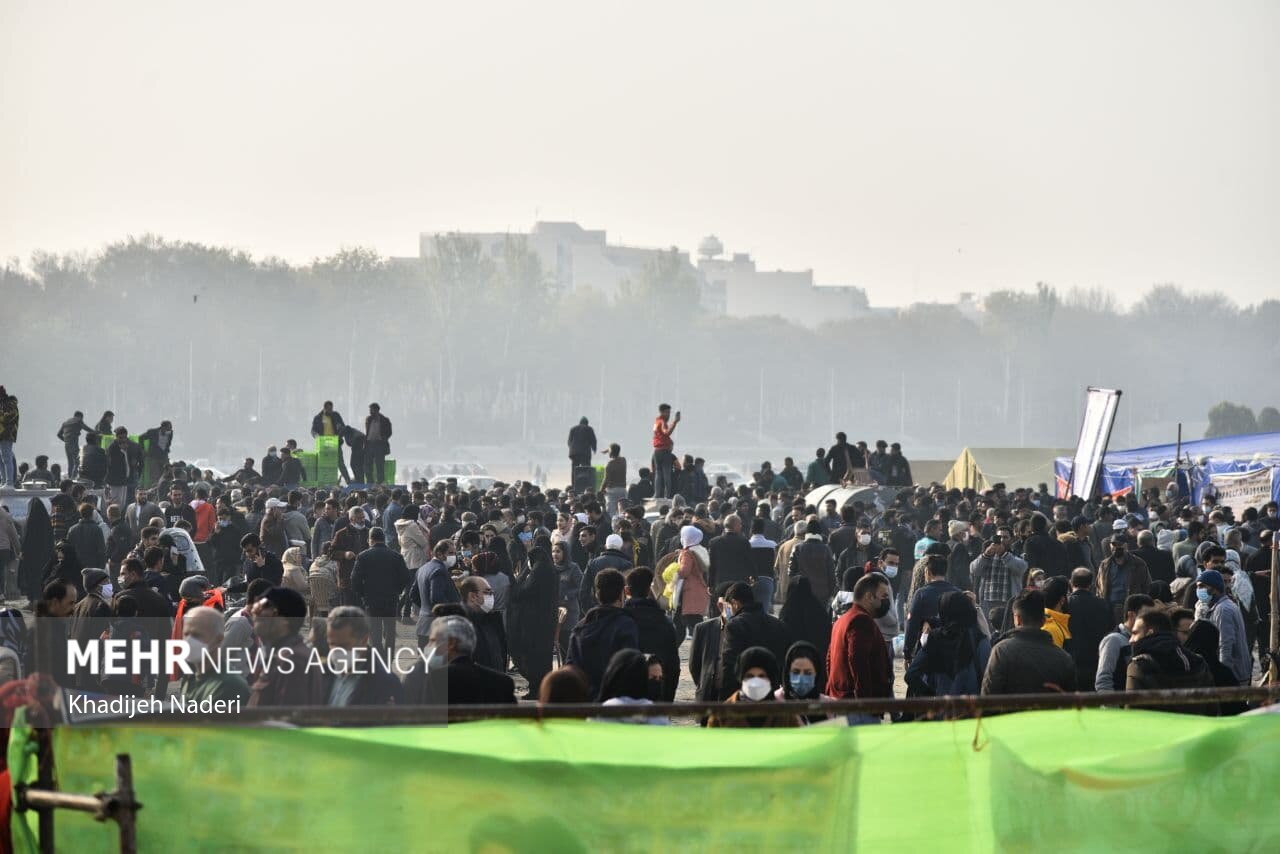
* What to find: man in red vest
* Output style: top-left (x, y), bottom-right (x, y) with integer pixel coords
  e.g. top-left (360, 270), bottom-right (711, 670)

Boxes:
top-left (651, 403), bottom-right (680, 500)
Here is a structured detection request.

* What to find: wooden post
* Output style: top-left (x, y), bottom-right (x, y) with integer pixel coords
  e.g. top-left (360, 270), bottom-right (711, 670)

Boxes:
top-left (115, 754), bottom-right (139, 854)
top-left (36, 729), bottom-right (54, 854)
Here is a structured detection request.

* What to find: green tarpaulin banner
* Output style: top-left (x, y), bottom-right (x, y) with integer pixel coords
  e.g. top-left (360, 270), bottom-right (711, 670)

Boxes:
top-left (10, 709), bottom-right (1280, 851)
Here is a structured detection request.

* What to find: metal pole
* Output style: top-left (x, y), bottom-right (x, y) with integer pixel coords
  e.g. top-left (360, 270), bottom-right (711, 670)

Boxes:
top-left (187, 341), bottom-right (193, 423)
top-left (1019, 374), bottom-right (1026, 448)
top-left (598, 364), bottom-right (605, 434)
top-left (1174, 423), bottom-right (1183, 497)
top-left (899, 372), bottom-right (905, 437)
top-left (828, 368), bottom-right (835, 438)
top-left (256, 347), bottom-right (262, 423)
top-left (758, 367), bottom-right (764, 445)
top-left (1270, 537), bottom-right (1278, 685)
top-left (955, 376), bottom-right (961, 442)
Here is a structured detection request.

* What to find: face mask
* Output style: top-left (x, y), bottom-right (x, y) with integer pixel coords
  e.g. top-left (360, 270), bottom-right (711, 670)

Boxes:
top-left (99, 582), bottom-right (114, 597)
top-left (184, 637), bottom-right (208, 668)
top-left (647, 680), bottom-right (664, 702)
top-left (1196, 587), bottom-right (1212, 604)
top-left (445, 555), bottom-right (457, 568)
top-left (269, 451), bottom-right (278, 458)
top-left (425, 644), bottom-right (446, 671)
top-left (875, 598), bottom-right (891, 619)
top-left (883, 563), bottom-right (899, 579)
top-left (722, 604), bottom-right (733, 621)
top-left (217, 520), bottom-right (230, 528)
top-left (350, 522), bottom-right (365, 530)
top-left (462, 549), bottom-right (473, 559)
top-left (481, 594), bottom-right (495, 612)
top-left (858, 533), bottom-right (871, 546)
top-left (741, 676), bottom-right (772, 701)
top-left (789, 672), bottom-right (816, 696)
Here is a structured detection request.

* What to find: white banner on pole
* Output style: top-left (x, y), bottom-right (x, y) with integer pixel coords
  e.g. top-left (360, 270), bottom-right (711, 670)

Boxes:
top-left (1068, 387), bottom-right (1122, 501)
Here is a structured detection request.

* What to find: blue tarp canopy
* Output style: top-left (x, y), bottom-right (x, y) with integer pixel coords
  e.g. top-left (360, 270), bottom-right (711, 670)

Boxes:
top-left (1055, 431), bottom-right (1280, 505)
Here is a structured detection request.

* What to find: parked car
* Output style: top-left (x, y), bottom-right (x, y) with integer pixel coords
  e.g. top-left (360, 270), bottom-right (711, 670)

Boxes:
top-left (702, 463), bottom-right (746, 487)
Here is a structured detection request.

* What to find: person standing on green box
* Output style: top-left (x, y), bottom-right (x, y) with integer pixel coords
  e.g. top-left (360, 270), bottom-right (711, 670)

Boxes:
top-left (310, 400), bottom-right (346, 439)
top-left (364, 403), bottom-right (392, 485)
top-left (311, 401), bottom-right (350, 485)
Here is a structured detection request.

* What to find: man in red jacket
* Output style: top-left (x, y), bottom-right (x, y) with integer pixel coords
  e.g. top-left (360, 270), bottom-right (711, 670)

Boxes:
top-left (827, 571), bottom-right (893, 700)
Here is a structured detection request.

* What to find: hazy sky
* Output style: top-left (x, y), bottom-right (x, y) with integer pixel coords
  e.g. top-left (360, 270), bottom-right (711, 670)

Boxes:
top-left (2, 1), bottom-right (1277, 306)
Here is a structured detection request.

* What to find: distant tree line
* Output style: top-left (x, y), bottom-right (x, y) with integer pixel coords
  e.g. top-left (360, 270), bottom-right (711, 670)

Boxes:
top-left (2, 234), bottom-right (1277, 462)
top-left (1205, 402), bottom-right (1280, 438)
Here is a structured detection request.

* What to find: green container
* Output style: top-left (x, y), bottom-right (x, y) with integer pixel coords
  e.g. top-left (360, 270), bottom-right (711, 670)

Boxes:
top-left (297, 452), bottom-right (318, 482)
top-left (315, 435), bottom-right (339, 452)
top-left (593, 465), bottom-right (605, 491)
top-left (383, 458), bottom-right (396, 483)
top-left (98, 434), bottom-right (156, 487)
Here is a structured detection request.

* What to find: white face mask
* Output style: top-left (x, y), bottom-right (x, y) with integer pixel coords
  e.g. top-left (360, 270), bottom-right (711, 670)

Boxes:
top-left (883, 564), bottom-right (899, 579)
top-left (741, 676), bottom-right (772, 701)
top-left (481, 593), bottom-right (495, 612)
top-left (445, 555), bottom-right (457, 568)
top-left (858, 533), bottom-right (871, 546)
top-left (425, 644), bottom-right (446, 671)
top-left (99, 582), bottom-right (114, 597)
top-left (184, 637), bottom-right (208, 668)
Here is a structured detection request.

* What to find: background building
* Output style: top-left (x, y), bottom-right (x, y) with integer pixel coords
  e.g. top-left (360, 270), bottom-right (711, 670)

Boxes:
top-left (419, 222), bottom-right (870, 327)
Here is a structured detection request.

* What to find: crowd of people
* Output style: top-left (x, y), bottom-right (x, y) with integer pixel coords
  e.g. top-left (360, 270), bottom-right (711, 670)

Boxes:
top-left (0, 394), bottom-right (1276, 726)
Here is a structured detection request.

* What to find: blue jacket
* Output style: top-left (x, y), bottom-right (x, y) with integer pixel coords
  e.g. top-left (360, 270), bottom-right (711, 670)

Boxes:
top-left (415, 558), bottom-right (461, 637)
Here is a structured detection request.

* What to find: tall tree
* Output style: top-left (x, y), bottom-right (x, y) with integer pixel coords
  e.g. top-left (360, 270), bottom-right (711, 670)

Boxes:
top-left (1205, 401), bottom-right (1257, 438)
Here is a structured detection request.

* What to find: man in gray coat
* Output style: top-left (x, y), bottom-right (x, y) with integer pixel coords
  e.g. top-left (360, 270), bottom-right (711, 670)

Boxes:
top-left (981, 590), bottom-right (1077, 695)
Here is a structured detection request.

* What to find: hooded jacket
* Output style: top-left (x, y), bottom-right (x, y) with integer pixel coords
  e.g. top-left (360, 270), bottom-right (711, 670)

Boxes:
top-left (1125, 631), bottom-right (1214, 713)
top-left (1058, 531), bottom-right (1094, 572)
top-left (565, 605), bottom-right (640, 697)
top-left (393, 519), bottom-right (430, 570)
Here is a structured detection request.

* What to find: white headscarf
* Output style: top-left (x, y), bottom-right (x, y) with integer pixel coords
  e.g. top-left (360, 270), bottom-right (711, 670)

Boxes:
top-left (680, 525), bottom-right (703, 549)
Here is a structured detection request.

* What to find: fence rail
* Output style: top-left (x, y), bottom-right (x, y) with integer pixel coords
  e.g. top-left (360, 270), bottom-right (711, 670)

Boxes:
top-left (79, 684), bottom-right (1280, 727)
